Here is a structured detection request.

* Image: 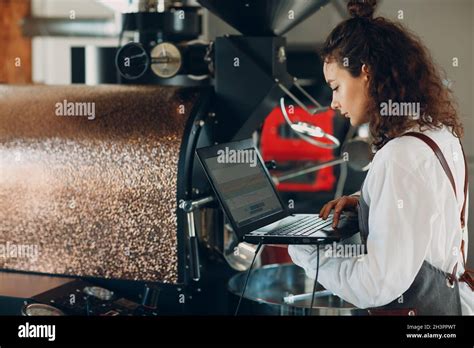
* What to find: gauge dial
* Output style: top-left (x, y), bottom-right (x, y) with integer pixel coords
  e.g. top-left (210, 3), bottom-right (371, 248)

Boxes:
top-left (23, 303), bottom-right (65, 316)
top-left (115, 42), bottom-right (150, 80)
top-left (150, 42), bottom-right (182, 78)
top-left (83, 286), bottom-right (114, 301)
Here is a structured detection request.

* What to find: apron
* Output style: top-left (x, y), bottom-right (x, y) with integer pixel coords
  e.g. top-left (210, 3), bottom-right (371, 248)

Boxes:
top-left (356, 133), bottom-right (465, 315)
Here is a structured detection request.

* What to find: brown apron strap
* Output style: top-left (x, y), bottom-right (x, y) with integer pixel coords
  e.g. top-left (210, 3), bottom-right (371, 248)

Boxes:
top-left (403, 132), bottom-right (471, 289)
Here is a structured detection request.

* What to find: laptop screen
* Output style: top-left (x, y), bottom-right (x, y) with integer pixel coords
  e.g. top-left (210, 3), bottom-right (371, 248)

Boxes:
top-left (203, 147), bottom-right (284, 227)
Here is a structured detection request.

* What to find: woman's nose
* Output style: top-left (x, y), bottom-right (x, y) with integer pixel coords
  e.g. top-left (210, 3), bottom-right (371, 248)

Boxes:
top-left (330, 98), bottom-right (340, 111)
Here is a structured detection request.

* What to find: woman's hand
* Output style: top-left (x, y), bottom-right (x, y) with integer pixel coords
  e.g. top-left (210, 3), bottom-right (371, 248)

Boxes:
top-left (319, 195), bottom-right (359, 228)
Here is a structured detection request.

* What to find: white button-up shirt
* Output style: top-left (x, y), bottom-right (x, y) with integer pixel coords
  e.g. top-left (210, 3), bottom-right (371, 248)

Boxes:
top-left (288, 125), bottom-right (473, 315)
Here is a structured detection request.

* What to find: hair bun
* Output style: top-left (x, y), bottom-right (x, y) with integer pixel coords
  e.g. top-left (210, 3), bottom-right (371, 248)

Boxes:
top-left (348, 0), bottom-right (377, 19)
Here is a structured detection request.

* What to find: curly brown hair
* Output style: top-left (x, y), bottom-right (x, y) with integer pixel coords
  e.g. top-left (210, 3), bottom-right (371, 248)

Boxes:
top-left (321, 0), bottom-right (463, 150)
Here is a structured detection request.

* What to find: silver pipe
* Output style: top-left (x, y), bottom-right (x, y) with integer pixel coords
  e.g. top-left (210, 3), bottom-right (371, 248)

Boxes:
top-left (190, 195), bottom-right (214, 209)
top-left (277, 82), bottom-right (315, 117)
top-left (283, 290), bottom-right (333, 304)
top-left (278, 79), bottom-right (330, 115)
top-left (186, 211), bottom-right (196, 238)
top-left (178, 195), bottom-right (214, 212)
top-left (293, 77), bottom-right (323, 109)
top-left (274, 158), bottom-right (347, 183)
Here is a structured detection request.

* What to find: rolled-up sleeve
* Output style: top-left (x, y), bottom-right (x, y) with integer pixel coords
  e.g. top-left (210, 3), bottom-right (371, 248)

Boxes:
top-left (289, 159), bottom-right (439, 309)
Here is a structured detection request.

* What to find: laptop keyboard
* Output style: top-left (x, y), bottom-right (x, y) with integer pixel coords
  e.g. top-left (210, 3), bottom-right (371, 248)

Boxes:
top-left (268, 215), bottom-right (333, 236)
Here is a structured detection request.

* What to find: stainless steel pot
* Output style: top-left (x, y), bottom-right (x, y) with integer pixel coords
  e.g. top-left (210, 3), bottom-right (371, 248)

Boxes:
top-left (228, 263), bottom-right (368, 316)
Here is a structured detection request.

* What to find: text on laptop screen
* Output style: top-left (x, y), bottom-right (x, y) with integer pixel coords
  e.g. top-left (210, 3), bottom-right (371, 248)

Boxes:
top-left (204, 149), bottom-right (283, 227)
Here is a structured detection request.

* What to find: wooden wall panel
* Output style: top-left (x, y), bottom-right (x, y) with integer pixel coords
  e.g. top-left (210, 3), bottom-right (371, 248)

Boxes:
top-left (0, 0), bottom-right (32, 84)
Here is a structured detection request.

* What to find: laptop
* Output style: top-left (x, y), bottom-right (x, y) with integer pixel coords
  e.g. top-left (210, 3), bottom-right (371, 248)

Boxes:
top-left (196, 138), bottom-right (341, 245)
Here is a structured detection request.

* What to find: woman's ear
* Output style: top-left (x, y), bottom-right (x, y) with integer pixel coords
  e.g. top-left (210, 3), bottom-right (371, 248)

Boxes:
top-left (361, 64), bottom-right (370, 81)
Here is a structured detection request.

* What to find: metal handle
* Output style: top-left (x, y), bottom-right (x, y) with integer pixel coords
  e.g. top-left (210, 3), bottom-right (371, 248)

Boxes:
top-left (279, 98), bottom-right (340, 149)
top-left (179, 196), bottom-right (214, 282)
top-left (283, 290), bottom-right (333, 304)
top-left (186, 210), bottom-right (200, 281)
top-left (188, 236), bottom-right (201, 281)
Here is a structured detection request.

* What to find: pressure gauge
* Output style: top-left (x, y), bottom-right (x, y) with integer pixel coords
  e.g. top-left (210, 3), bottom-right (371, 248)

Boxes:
top-left (150, 42), bottom-right (182, 78)
top-left (115, 42), bottom-right (150, 80)
top-left (83, 286), bottom-right (114, 301)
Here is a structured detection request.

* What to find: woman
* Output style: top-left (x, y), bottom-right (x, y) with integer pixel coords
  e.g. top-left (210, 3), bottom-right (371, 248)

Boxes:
top-left (288, 0), bottom-right (473, 315)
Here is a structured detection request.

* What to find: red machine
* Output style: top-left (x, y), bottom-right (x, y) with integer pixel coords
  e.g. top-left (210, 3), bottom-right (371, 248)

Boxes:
top-left (260, 105), bottom-right (337, 192)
